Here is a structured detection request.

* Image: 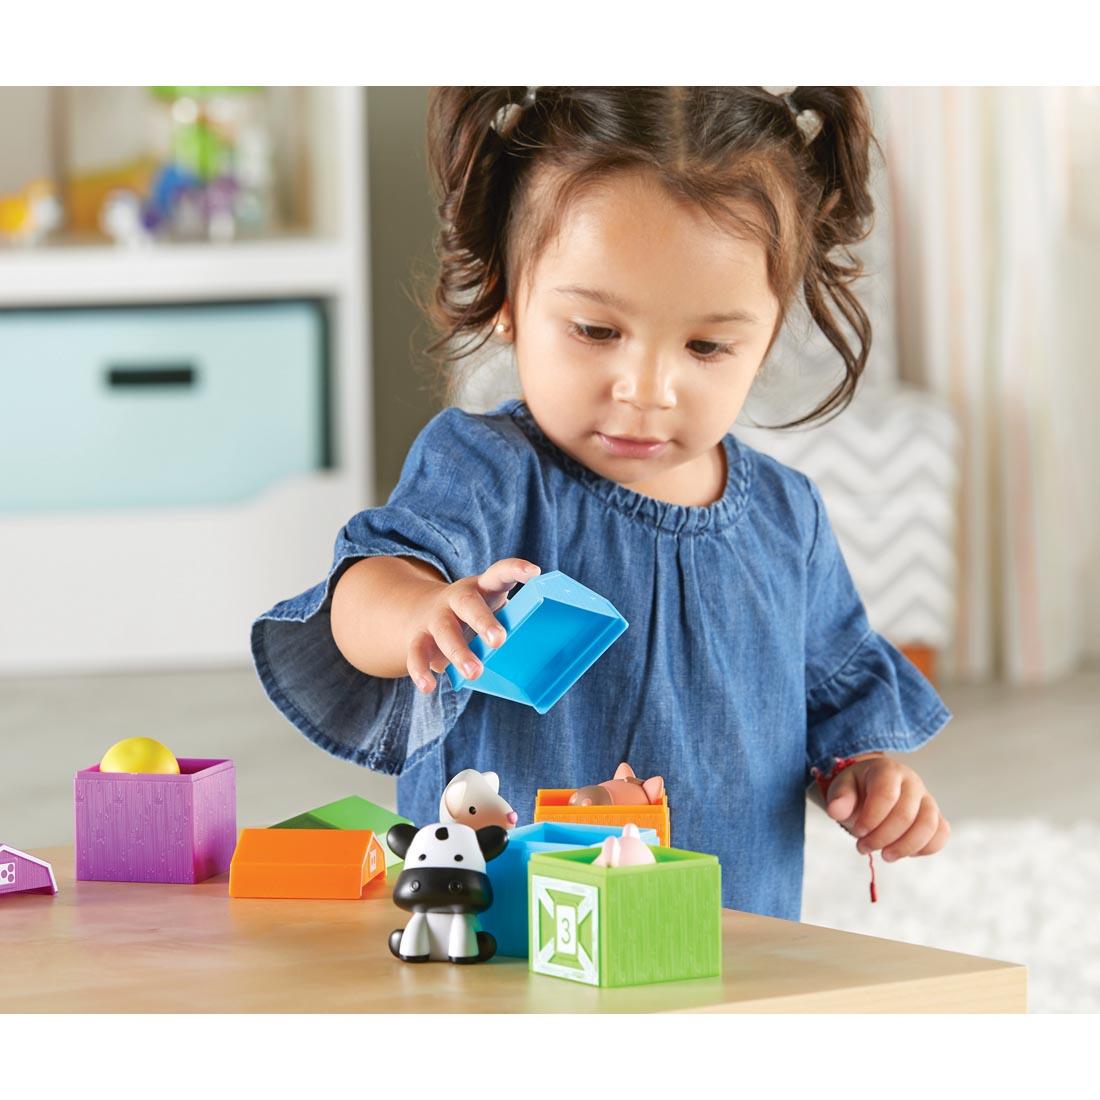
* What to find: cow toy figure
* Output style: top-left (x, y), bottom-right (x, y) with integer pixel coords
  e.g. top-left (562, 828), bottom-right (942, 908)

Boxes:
top-left (386, 822), bottom-right (508, 964)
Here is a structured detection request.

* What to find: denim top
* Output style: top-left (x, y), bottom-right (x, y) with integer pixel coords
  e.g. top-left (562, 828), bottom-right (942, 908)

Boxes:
top-left (251, 397), bottom-right (951, 919)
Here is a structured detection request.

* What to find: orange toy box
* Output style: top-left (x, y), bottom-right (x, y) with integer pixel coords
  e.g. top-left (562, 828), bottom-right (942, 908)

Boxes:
top-left (533, 789), bottom-right (671, 847)
top-left (228, 828), bottom-right (386, 900)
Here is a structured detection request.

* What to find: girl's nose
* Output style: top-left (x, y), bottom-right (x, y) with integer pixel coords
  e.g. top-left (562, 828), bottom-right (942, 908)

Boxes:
top-left (611, 353), bottom-right (675, 411)
top-left (506, 811), bottom-right (518, 827)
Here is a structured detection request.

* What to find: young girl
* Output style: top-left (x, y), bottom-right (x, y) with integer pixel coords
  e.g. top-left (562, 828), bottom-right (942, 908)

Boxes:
top-left (251, 86), bottom-right (951, 920)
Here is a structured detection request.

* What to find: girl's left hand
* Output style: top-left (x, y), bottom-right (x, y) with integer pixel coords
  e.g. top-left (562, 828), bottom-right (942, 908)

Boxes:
top-left (823, 755), bottom-right (950, 861)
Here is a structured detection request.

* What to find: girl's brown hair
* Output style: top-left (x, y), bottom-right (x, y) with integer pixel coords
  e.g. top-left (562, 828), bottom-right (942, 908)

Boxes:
top-left (418, 86), bottom-right (882, 428)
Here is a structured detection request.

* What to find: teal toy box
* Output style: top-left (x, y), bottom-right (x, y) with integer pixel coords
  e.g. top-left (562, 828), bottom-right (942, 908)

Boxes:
top-left (527, 845), bottom-right (722, 987)
top-left (480, 821), bottom-right (659, 958)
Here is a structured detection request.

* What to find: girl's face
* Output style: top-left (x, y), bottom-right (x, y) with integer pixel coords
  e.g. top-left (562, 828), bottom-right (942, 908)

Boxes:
top-left (499, 168), bottom-right (781, 507)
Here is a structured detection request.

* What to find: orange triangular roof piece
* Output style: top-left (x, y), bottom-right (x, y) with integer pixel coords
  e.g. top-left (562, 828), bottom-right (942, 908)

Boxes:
top-left (229, 828), bottom-right (385, 899)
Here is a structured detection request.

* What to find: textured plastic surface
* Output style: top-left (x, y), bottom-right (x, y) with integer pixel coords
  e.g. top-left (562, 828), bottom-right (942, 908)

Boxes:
top-left (528, 845), bottom-right (722, 988)
top-left (74, 758), bottom-right (236, 884)
top-left (445, 570), bottom-right (628, 714)
top-left (479, 822), bottom-right (659, 958)
top-left (272, 795), bottom-right (411, 868)
top-left (534, 788), bottom-right (671, 846)
top-left (228, 828), bottom-right (385, 899)
top-left (0, 844), bottom-right (58, 896)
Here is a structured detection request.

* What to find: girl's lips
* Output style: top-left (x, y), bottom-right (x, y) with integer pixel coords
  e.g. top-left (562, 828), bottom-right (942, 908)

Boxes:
top-left (596, 432), bottom-right (669, 459)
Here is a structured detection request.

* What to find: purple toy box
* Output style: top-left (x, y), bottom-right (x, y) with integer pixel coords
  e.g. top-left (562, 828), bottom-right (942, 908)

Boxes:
top-left (74, 758), bottom-right (236, 884)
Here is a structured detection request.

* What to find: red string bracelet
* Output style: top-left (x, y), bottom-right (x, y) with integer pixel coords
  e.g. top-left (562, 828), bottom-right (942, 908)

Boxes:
top-left (811, 755), bottom-right (878, 903)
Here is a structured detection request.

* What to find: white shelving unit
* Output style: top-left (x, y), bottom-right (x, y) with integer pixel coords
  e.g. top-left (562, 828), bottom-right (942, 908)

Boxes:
top-left (0, 87), bottom-right (372, 675)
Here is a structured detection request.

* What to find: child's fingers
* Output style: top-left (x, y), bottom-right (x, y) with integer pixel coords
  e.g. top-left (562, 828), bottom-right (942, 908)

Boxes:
top-left (449, 586), bottom-right (507, 650)
top-left (856, 782), bottom-right (923, 853)
top-left (825, 767), bottom-right (859, 822)
top-left (407, 631), bottom-right (447, 693)
top-left (914, 815), bottom-right (951, 856)
top-left (477, 558), bottom-right (541, 606)
top-left (430, 608), bottom-right (483, 681)
top-left (848, 763), bottom-right (903, 839)
top-left (881, 797), bottom-right (941, 861)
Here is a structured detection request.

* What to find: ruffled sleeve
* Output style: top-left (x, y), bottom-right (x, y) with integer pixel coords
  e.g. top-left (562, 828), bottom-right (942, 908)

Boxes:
top-left (250, 406), bottom-right (530, 776)
top-left (802, 478), bottom-right (952, 779)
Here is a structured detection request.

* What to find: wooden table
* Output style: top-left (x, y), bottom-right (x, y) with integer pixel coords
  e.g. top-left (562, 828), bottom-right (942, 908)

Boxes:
top-left (2, 846), bottom-right (1026, 1012)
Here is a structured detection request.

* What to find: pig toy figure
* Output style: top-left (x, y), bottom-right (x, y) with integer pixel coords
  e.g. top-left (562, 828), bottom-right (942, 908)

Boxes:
top-left (569, 762), bottom-right (665, 808)
top-left (440, 769), bottom-right (519, 830)
top-left (592, 824), bottom-right (657, 868)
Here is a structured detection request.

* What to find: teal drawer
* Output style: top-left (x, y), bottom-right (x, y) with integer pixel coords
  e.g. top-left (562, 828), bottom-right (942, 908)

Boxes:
top-left (0, 300), bottom-right (329, 511)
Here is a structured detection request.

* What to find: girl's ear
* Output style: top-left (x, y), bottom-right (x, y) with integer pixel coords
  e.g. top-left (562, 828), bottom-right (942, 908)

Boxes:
top-left (482, 771), bottom-right (500, 793)
top-left (614, 762), bottom-right (636, 781)
top-left (493, 300), bottom-right (514, 341)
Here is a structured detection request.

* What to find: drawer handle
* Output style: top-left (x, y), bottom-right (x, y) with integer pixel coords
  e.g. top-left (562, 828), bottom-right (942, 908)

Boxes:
top-left (105, 364), bottom-right (197, 389)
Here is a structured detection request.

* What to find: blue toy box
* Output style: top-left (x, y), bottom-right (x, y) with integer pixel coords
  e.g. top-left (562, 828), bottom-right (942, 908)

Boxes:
top-left (479, 821), bottom-right (659, 957)
top-left (445, 570), bottom-right (628, 714)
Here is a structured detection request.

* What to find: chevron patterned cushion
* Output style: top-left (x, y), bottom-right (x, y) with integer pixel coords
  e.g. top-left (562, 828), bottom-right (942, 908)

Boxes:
top-left (737, 386), bottom-right (958, 649)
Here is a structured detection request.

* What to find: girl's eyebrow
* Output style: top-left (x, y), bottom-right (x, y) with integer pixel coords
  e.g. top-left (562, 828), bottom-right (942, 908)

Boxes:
top-left (553, 284), bottom-right (759, 325)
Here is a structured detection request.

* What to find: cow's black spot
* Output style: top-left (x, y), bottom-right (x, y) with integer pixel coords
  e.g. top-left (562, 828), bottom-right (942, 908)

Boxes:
top-left (454, 854), bottom-right (464, 862)
top-left (435, 827), bottom-right (449, 840)
top-left (418, 853), bottom-right (427, 861)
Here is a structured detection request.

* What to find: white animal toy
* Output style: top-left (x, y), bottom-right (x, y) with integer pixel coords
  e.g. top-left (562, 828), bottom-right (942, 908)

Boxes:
top-left (439, 768), bottom-right (518, 829)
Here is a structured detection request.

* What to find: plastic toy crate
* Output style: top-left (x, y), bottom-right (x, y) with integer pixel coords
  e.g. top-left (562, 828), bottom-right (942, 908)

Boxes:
top-left (534, 788), bottom-right (671, 846)
top-left (480, 822), bottom-right (659, 958)
top-left (446, 570), bottom-right (627, 713)
top-left (525, 840), bottom-right (721, 990)
top-left (74, 758), bottom-right (236, 884)
top-left (528, 845), bottom-right (721, 988)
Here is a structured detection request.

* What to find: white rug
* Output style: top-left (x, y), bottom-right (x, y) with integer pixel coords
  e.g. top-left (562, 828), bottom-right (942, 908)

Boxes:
top-left (801, 811), bottom-right (1100, 1012)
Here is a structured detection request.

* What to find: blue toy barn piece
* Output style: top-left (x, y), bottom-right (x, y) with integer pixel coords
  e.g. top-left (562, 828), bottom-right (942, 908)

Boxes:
top-left (445, 570), bottom-right (628, 714)
top-left (478, 822), bottom-right (660, 958)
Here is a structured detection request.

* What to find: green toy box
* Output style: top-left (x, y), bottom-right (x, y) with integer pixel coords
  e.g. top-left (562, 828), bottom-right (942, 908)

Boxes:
top-left (272, 795), bottom-right (411, 870)
top-left (527, 845), bottom-right (722, 988)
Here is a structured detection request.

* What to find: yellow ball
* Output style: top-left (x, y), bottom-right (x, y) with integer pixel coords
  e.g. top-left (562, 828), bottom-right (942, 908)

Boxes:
top-left (99, 736), bottom-right (180, 775)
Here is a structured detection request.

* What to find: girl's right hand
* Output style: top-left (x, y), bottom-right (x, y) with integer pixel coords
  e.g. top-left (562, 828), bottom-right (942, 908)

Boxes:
top-left (407, 558), bottom-right (541, 693)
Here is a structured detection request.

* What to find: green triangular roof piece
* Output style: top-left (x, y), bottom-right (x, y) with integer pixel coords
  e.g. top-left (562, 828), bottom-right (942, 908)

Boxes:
top-left (272, 796), bottom-right (412, 867)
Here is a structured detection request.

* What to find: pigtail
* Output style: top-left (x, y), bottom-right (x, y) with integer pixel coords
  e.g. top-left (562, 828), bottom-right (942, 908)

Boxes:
top-left (419, 88), bottom-right (537, 368)
top-left (776, 86), bottom-right (881, 428)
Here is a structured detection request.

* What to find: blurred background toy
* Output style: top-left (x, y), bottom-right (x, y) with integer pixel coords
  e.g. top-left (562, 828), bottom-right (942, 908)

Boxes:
top-left (0, 179), bottom-right (62, 246)
top-left (98, 735), bottom-right (180, 775)
top-left (439, 768), bottom-right (519, 830)
top-left (76, 86), bottom-right (276, 246)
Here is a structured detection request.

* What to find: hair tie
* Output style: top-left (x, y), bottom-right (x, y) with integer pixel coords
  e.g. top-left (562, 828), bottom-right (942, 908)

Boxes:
top-left (763, 85), bottom-right (823, 144)
top-left (490, 86), bottom-right (538, 140)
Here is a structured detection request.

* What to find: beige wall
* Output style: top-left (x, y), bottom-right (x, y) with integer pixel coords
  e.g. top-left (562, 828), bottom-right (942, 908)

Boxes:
top-left (366, 87), bottom-right (440, 501)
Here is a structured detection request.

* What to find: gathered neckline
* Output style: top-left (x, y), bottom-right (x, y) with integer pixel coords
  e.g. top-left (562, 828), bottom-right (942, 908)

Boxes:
top-left (497, 398), bottom-right (751, 536)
